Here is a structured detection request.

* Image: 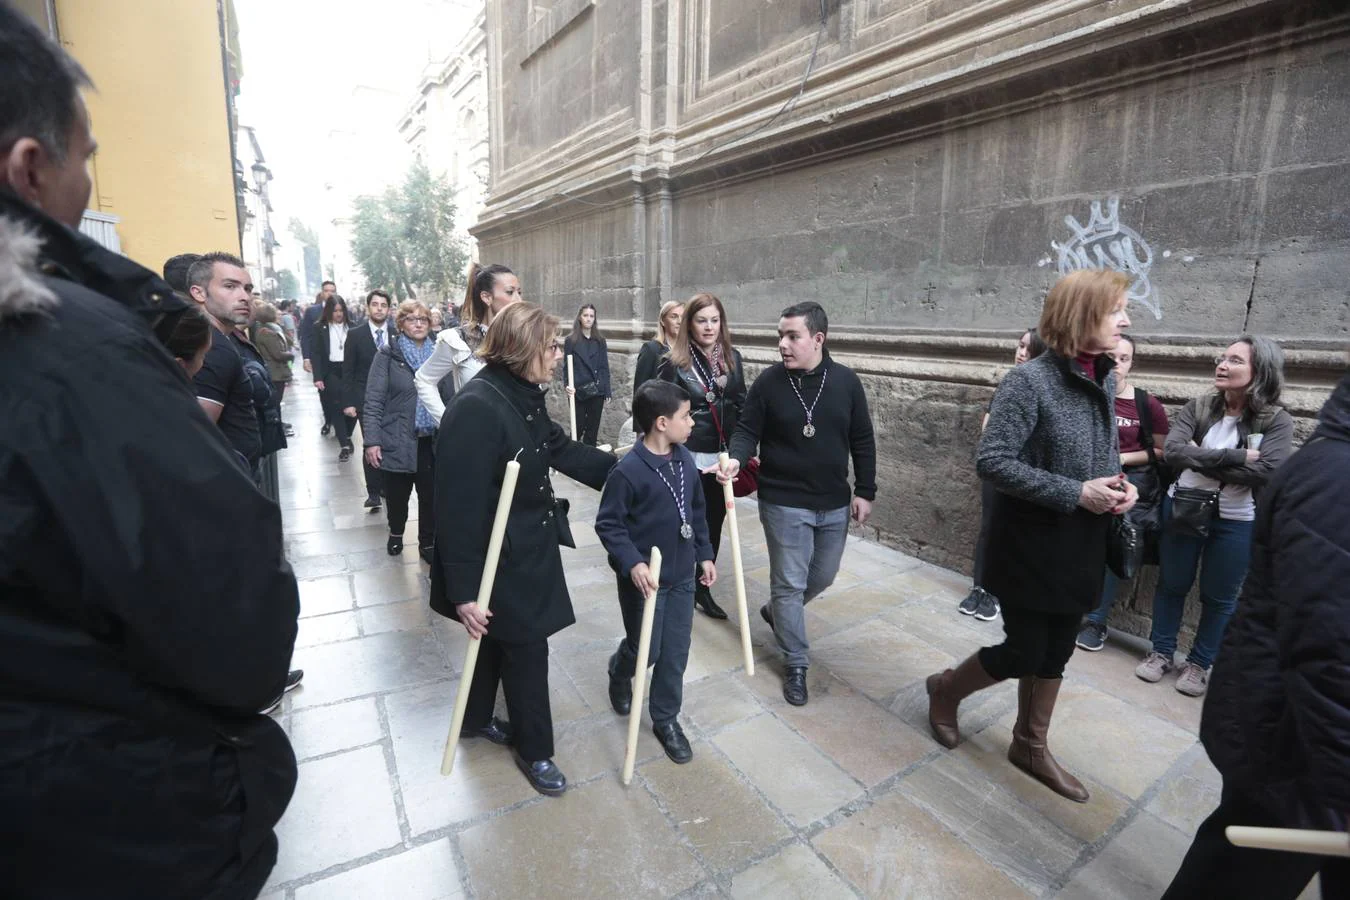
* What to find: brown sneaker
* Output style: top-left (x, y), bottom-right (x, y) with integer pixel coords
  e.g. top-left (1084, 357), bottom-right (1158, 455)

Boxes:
top-left (1134, 651), bottom-right (1174, 683)
top-left (1175, 663), bottom-right (1210, 697)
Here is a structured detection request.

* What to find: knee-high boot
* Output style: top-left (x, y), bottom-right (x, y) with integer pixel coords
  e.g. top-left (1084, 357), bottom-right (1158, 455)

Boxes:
top-left (926, 653), bottom-right (1000, 748)
top-left (1007, 676), bottom-right (1090, 803)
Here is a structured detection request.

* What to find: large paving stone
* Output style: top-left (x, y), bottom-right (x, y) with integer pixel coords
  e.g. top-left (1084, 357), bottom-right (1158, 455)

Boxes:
top-left (269, 746), bottom-right (403, 884)
top-left (298, 574), bottom-right (355, 618)
top-left (728, 842), bottom-right (856, 899)
top-left (291, 630), bottom-right (450, 709)
top-left (1144, 743), bottom-right (1223, 837)
top-left (296, 609), bottom-right (362, 648)
top-left (640, 752), bottom-right (793, 873)
top-left (359, 598), bottom-right (434, 636)
top-left (1055, 812), bottom-right (1190, 900)
top-left (457, 776), bottom-right (706, 899)
top-left (813, 790), bottom-right (1034, 898)
top-left (1063, 639), bottom-right (1203, 735)
top-left (812, 618), bottom-right (952, 704)
top-left (289, 697), bottom-right (384, 761)
top-left (293, 839), bottom-right (463, 899)
top-left (353, 563), bottom-right (426, 608)
top-left (713, 714), bottom-right (863, 828)
top-left (681, 672), bottom-right (764, 734)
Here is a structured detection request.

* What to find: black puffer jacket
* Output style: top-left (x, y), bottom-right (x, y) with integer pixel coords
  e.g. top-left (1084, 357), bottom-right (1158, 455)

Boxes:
top-left (0, 204), bottom-right (298, 899)
top-left (1200, 374), bottom-right (1350, 830)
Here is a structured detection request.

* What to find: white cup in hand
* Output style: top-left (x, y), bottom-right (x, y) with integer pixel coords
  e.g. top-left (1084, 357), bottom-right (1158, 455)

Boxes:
top-left (1247, 434), bottom-right (1264, 450)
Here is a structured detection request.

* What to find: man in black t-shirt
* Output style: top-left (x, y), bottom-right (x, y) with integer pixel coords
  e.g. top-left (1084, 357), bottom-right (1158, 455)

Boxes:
top-left (188, 253), bottom-right (261, 470)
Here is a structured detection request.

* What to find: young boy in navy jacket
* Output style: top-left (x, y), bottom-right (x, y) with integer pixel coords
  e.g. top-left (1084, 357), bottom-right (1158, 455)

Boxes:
top-left (594, 380), bottom-right (716, 763)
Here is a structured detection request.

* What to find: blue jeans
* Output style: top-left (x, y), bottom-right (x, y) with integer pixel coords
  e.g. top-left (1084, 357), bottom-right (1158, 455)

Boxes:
top-left (759, 502), bottom-right (851, 668)
top-left (1086, 570), bottom-right (1121, 626)
top-left (1147, 495), bottom-right (1253, 669)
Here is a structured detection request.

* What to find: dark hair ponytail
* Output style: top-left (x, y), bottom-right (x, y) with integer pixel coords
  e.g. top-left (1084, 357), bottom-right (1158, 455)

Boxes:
top-left (462, 263), bottom-right (515, 330)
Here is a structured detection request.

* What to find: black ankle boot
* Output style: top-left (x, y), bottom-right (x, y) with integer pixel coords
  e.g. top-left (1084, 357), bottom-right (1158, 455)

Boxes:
top-left (387, 534), bottom-right (404, 556)
top-left (695, 584), bottom-right (728, 620)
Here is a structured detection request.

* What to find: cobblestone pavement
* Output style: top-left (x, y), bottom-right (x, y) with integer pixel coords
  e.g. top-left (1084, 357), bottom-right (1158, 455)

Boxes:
top-left (260, 381), bottom-right (1315, 900)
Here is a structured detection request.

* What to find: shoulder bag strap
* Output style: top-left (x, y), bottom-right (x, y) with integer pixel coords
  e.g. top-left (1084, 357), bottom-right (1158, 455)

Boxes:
top-left (1135, 388), bottom-right (1160, 475)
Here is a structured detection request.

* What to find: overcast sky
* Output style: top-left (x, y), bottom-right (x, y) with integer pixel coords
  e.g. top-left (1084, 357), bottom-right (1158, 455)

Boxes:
top-left (232, 0), bottom-right (481, 236)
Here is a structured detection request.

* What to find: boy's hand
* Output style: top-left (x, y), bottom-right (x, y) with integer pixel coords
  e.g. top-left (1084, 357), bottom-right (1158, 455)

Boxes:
top-left (631, 562), bottom-right (659, 597)
top-left (699, 560), bottom-right (717, 587)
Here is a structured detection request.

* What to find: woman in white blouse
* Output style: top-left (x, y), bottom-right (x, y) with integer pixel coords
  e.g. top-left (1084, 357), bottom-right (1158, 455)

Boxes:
top-left (1135, 335), bottom-right (1294, 697)
top-left (312, 295), bottom-right (357, 461)
top-left (414, 264), bottom-right (522, 423)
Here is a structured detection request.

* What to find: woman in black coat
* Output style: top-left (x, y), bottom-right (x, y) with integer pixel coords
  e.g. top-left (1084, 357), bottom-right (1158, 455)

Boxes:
top-left (431, 302), bottom-right (614, 797)
top-left (926, 270), bottom-right (1137, 803)
top-left (311, 295), bottom-right (357, 461)
top-left (657, 292), bottom-right (746, 620)
top-left (562, 303), bottom-right (611, 446)
top-left (1162, 373), bottom-right (1350, 899)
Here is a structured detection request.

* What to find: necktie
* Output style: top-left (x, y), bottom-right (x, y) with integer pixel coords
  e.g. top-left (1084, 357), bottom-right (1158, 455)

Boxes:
top-left (376, 328), bottom-right (385, 349)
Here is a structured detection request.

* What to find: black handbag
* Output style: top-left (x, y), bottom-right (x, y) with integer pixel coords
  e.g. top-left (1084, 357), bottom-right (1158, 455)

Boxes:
top-left (575, 380), bottom-right (603, 401)
top-left (1167, 485), bottom-right (1221, 538)
top-left (1106, 514), bottom-right (1145, 579)
top-left (553, 498), bottom-right (576, 548)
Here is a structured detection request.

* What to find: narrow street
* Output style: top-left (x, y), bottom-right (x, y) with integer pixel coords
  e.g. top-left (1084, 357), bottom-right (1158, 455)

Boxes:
top-left (258, 380), bottom-right (1284, 900)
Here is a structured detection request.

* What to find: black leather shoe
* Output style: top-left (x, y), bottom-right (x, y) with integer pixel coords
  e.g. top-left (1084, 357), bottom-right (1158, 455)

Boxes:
top-left (783, 666), bottom-right (808, 706)
top-left (513, 752), bottom-right (567, 796)
top-left (760, 604), bottom-right (774, 628)
top-left (387, 535), bottom-right (404, 556)
top-left (364, 494), bottom-right (381, 512)
top-left (653, 721), bottom-right (693, 764)
top-left (419, 545), bottom-right (434, 565)
top-left (607, 651), bottom-right (632, 715)
top-left (695, 585), bottom-right (728, 620)
top-left (472, 717), bottom-right (513, 746)
top-left (321, 424), bottom-right (331, 436)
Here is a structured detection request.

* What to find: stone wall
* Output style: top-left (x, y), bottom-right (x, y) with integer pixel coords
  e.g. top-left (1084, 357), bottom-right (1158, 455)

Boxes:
top-left (479, 0), bottom-right (1350, 637)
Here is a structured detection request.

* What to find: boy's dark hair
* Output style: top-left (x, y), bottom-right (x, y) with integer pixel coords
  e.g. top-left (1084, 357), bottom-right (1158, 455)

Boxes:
top-left (163, 305), bottom-right (212, 362)
top-left (162, 253), bottom-right (202, 294)
top-left (633, 380), bottom-right (690, 435)
top-left (781, 301), bottom-right (828, 337)
top-left (0, 1), bottom-right (92, 162)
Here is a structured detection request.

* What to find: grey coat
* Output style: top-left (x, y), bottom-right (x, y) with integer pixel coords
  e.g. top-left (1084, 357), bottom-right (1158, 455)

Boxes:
top-left (1164, 395), bottom-right (1294, 496)
top-left (976, 351), bottom-right (1121, 614)
top-left (363, 338), bottom-right (430, 474)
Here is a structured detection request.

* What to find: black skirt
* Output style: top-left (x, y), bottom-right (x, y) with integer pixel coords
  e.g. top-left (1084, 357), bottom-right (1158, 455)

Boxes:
top-left (981, 489), bottom-right (1110, 615)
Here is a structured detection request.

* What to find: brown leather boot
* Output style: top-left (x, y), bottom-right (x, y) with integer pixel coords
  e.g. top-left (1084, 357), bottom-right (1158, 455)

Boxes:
top-left (925, 653), bottom-right (1000, 748)
top-left (1007, 676), bottom-right (1090, 803)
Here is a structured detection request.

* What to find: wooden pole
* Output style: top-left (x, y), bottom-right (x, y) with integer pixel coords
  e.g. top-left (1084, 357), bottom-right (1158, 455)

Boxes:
top-left (1226, 826), bottom-right (1350, 858)
top-left (622, 547), bottom-right (663, 786)
top-left (566, 354), bottom-right (578, 441)
top-left (718, 452), bottom-right (754, 676)
top-left (441, 458), bottom-right (522, 776)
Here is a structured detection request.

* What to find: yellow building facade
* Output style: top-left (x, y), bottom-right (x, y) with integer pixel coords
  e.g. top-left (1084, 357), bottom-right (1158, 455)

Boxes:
top-left (17, 0), bottom-right (242, 269)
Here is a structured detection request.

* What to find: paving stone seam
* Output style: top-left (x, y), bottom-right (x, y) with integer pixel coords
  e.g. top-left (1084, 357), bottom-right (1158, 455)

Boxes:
top-left (374, 695), bottom-right (415, 845)
top-left (633, 763), bottom-right (736, 889)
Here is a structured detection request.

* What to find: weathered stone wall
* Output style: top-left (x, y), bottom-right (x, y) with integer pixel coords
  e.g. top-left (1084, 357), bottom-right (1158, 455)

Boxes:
top-left (480, 0), bottom-right (1350, 638)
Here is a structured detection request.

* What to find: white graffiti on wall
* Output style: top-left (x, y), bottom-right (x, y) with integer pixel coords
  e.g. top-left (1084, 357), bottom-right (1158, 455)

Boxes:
top-left (1041, 196), bottom-right (1162, 320)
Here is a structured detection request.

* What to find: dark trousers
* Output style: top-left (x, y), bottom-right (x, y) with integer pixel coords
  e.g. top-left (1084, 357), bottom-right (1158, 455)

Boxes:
top-left (463, 634), bottom-right (554, 761)
top-left (979, 606), bottom-right (1080, 680)
top-left (698, 472), bottom-right (727, 560)
top-left (577, 396), bottom-right (604, 446)
top-left (384, 436), bottom-right (435, 548)
top-left (1163, 785), bottom-right (1348, 900)
top-left (318, 361), bottom-right (357, 450)
top-left (972, 480), bottom-right (996, 586)
top-left (349, 405), bottom-right (382, 498)
top-left (610, 577), bottom-right (696, 726)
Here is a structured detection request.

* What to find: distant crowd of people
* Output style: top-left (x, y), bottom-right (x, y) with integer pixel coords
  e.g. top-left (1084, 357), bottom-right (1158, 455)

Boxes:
top-left (0, 5), bottom-right (1345, 900)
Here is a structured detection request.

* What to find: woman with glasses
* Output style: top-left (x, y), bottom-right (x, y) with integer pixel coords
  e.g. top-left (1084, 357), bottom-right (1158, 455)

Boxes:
top-left (1135, 337), bottom-right (1293, 697)
top-left (431, 303), bottom-right (614, 797)
top-left (364, 301), bottom-right (439, 562)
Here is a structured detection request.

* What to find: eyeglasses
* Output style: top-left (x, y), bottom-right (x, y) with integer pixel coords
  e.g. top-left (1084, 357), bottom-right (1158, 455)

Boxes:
top-left (1214, 356), bottom-right (1248, 367)
top-left (549, 340), bottom-right (565, 352)
top-left (405, 316), bottom-right (430, 325)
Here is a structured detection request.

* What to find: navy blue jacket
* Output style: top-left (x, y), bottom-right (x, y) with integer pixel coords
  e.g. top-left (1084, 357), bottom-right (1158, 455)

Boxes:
top-left (595, 442), bottom-right (714, 586)
top-left (1200, 373), bottom-right (1350, 831)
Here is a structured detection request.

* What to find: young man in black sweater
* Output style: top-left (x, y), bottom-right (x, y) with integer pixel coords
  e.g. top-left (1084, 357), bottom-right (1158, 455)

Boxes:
top-left (724, 302), bottom-right (877, 705)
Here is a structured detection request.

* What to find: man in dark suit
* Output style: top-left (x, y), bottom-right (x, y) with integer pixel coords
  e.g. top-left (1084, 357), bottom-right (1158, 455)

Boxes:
top-left (301, 281), bottom-right (336, 434)
top-left (343, 289), bottom-right (393, 510)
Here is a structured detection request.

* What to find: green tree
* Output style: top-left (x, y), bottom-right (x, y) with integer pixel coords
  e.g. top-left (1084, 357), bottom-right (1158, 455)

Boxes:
top-left (350, 188), bottom-right (415, 300)
top-left (288, 217), bottom-right (319, 249)
top-left (349, 161), bottom-right (467, 303)
top-left (276, 268), bottom-right (299, 299)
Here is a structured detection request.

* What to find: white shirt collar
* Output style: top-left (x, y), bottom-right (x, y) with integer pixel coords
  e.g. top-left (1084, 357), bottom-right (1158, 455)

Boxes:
top-left (370, 320), bottom-right (386, 336)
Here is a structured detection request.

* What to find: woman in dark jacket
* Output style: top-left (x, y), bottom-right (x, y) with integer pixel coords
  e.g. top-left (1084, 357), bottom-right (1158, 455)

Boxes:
top-left (365, 301), bottom-right (439, 562)
top-left (311, 295), bottom-right (357, 461)
top-left (1135, 335), bottom-right (1294, 697)
top-left (926, 269), bottom-right (1137, 803)
top-left (657, 292), bottom-right (746, 619)
top-left (562, 303), bottom-right (611, 446)
top-left (633, 299), bottom-right (684, 393)
top-left (1162, 372), bottom-right (1350, 900)
top-left (432, 302), bottom-right (614, 797)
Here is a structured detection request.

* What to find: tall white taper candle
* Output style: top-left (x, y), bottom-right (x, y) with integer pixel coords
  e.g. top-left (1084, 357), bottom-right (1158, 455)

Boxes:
top-left (566, 354), bottom-right (578, 441)
top-left (718, 452), bottom-right (754, 676)
top-left (622, 546), bottom-right (663, 785)
top-left (441, 458), bottom-right (522, 776)
top-left (1226, 826), bottom-right (1350, 857)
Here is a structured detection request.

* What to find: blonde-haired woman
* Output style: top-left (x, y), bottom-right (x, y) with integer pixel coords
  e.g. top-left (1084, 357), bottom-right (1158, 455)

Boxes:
top-left (925, 269), bottom-right (1137, 803)
top-left (414, 262), bottom-right (523, 423)
top-left (431, 302), bottom-right (614, 796)
top-left (657, 292), bottom-right (745, 620)
top-left (634, 300), bottom-right (684, 392)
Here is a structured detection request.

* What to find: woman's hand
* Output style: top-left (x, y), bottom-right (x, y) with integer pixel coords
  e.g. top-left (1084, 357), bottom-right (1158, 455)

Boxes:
top-left (455, 602), bottom-right (492, 639)
top-left (1079, 475), bottom-right (1128, 514)
top-left (365, 445), bottom-right (382, 468)
top-left (565, 386), bottom-right (576, 397)
top-left (314, 380), bottom-right (325, 391)
top-left (699, 560), bottom-right (717, 587)
top-left (1110, 479), bottom-right (1138, 515)
top-left (342, 406), bottom-right (357, 418)
top-left (1245, 449), bottom-right (1261, 464)
top-left (630, 562), bottom-right (658, 596)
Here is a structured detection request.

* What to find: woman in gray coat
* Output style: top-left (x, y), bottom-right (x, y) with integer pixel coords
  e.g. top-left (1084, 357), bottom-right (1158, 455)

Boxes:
top-left (926, 270), bottom-right (1137, 803)
top-left (365, 301), bottom-right (439, 562)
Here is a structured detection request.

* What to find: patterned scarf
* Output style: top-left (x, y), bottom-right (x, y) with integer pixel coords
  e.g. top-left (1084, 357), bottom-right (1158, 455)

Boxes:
top-left (399, 334), bottom-right (439, 434)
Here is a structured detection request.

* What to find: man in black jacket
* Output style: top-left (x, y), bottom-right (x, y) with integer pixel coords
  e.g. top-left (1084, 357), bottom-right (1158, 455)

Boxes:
top-left (1163, 371), bottom-right (1350, 899)
top-left (301, 280), bottom-right (336, 433)
top-left (724, 302), bottom-right (877, 706)
top-left (0, 8), bottom-right (299, 898)
top-left (344, 288), bottom-right (393, 510)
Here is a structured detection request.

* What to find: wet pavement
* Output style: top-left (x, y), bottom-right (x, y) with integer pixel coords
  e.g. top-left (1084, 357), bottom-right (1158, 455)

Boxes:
top-left (259, 379), bottom-right (1315, 899)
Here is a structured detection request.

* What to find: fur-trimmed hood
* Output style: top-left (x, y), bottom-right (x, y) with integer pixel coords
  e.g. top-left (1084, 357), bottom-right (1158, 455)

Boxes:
top-left (0, 216), bottom-right (59, 321)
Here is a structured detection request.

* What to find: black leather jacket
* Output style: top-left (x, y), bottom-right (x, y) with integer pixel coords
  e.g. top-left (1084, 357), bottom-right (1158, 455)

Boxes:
top-left (657, 346), bottom-right (746, 454)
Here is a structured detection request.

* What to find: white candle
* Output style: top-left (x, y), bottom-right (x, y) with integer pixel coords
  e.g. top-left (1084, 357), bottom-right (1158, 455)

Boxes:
top-left (622, 546), bottom-right (663, 785)
top-left (719, 452), bottom-right (755, 676)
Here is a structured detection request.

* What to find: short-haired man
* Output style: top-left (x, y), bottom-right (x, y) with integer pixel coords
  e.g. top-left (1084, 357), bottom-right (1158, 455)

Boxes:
top-left (346, 288), bottom-right (393, 510)
top-left (724, 302), bottom-right (877, 706)
top-left (162, 251), bottom-right (201, 296)
top-left (188, 251), bottom-right (265, 470)
top-left (0, 5), bottom-right (298, 896)
top-left (301, 280), bottom-right (337, 432)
